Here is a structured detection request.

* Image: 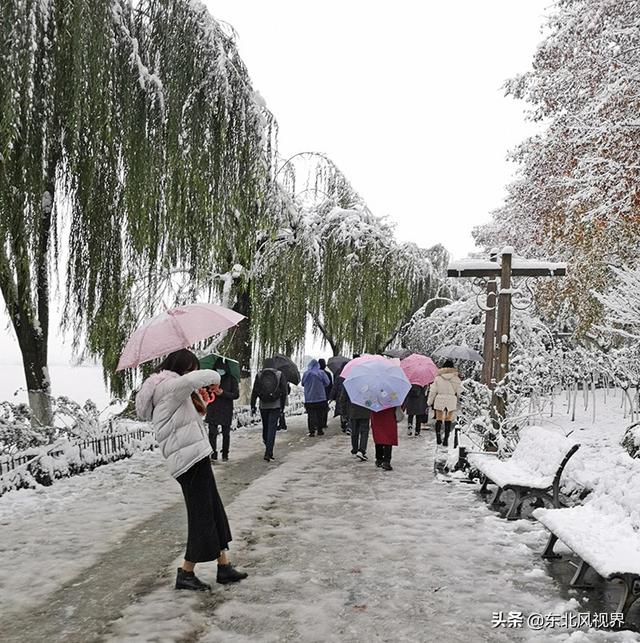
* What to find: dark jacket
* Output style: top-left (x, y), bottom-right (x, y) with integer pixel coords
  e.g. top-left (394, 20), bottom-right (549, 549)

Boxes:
top-left (404, 384), bottom-right (428, 417)
top-left (338, 384), bottom-right (371, 420)
top-left (330, 375), bottom-right (346, 416)
top-left (205, 368), bottom-right (239, 427)
top-left (250, 368), bottom-right (288, 411)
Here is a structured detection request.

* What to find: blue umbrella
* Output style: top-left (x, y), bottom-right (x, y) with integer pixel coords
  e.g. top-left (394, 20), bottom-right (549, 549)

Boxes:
top-left (343, 360), bottom-right (411, 412)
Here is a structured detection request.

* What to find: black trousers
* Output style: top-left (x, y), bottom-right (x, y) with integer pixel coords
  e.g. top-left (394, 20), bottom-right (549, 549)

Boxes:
top-left (375, 444), bottom-right (393, 463)
top-left (407, 414), bottom-right (427, 432)
top-left (176, 457), bottom-right (232, 563)
top-left (319, 401), bottom-right (329, 428)
top-left (208, 423), bottom-right (231, 457)
top-left (305, 402), bottom-right (326, 433)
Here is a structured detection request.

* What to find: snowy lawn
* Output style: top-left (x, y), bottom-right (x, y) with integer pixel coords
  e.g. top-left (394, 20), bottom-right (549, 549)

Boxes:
top-left (532, 387), bottom-right (640, 498)
top-left (0, 423), bottom-right (266, 616)
top-left (105, 430), bottom-right (638, 642)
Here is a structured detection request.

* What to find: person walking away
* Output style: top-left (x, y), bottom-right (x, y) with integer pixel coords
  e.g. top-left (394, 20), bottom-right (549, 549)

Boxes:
top-left (277, 380), bottom-right (291, 432)
top-left (330, 373), bottom-right (349, 433)
top-left (301, 359), bottom-right (330, 436)
top-left (339, 384), bottom-right (371, 460)
top-left (427, 360), bottom-right (462, 446)
top-left (371, 406), bottom-right (398, 470)
top-left (136, 349), bottom-right (247, 591)
top-left (205, 357), bottom-right (240, 461)
top-left (317, 358), bottom-right (333, 431)
top-left (404, 384), bottom-right (429, 437)
top-left (251, 362), bottom-right (288, 461)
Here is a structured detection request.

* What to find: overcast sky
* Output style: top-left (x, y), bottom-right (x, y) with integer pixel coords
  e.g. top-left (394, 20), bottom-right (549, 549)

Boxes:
top-left (205, 0), bottom-right (549, 260)
top-left (2, 1), bottom-right (550, 368)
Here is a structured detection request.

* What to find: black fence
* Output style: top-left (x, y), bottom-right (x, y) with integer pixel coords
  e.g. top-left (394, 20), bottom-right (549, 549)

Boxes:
top-left (0, 428), bottom-right (151, 478)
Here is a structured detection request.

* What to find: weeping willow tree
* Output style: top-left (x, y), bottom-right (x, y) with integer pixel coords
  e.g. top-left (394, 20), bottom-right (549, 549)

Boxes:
top-left (0, 0), bottom-right (275, 422)
top-left (252, 153), bottom-right (451, 358)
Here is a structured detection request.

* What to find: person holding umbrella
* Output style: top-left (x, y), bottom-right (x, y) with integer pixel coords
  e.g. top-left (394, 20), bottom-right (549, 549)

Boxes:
top-left (136, 349), bottom-right (247, 591)
top-left (427, 359), bottom-right (462, 446)
top-left (301, 359), bottom-right (331, 436)
top-left (204, 356), bottom-right (239, 461)
top-left (371, 407), bottom-right (399, 470)
top-left (404, 384), bottom-right (429, 437)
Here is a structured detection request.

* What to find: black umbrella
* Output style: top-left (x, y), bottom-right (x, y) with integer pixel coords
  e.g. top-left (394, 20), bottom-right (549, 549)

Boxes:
top-left (327, 356), bottom-right (349, 377)
top-left (266, 354), bottom-right (301, 385)
top-left (382, 348), bottom-right (412, 360)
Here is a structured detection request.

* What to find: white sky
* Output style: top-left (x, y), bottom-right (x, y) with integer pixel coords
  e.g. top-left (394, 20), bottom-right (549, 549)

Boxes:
top-left (2, 1), bottom-right (549, 368)
top-left (205, 0), bottom-right (549, 260)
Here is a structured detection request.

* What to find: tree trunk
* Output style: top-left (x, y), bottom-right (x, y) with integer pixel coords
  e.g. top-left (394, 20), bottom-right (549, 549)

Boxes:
top-left (0, 180), bottom-right (54, 426)
top-left (10, 306), bottom-right (53, 427)
top-left (312, 315), bottom-right (340, 356)
top-left (226, 286), bottom-right (252, 404)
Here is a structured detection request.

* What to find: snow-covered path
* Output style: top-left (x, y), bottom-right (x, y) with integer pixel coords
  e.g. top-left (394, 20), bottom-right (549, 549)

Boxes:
top-left (107, 426), bottom-right (638, 642)
top-left (2, 414), bottom-right (638, 642)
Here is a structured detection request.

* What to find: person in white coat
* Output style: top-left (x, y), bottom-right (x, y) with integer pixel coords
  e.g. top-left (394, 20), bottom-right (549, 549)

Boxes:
top-left (427, 360), bottom-right (462, 446)
top-left (136, 348), bottom-right (248, 591)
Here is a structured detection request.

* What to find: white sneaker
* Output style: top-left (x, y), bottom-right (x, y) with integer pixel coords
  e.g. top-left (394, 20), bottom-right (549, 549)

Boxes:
top-left (356, 451), bottom-right (368, 461)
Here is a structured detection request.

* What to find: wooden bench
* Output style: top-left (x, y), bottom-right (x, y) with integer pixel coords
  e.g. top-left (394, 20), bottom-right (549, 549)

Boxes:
top-left (533, 467), bottom-right (640, 620)
top-left (467, 426), bottom-right (580, 520)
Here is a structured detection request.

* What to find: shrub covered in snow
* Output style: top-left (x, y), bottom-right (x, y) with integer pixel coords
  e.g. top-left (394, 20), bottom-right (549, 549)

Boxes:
top-left (622, 423), bottom-right (640, 460)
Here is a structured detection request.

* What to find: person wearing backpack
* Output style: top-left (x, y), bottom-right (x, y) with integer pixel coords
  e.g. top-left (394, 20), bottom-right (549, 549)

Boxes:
top-left (251, 361), bottom-right (289, 461)
top-left (301, 359), bottom-right (331, 436)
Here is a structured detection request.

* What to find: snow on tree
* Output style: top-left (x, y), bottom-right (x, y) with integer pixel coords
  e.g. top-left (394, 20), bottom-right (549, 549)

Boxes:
top-left (474, 0), bottom-right (640, 333)
top-left (0, 0), bottom-right (276, 414)
top-left (252, 153), bottom-right (451, 358)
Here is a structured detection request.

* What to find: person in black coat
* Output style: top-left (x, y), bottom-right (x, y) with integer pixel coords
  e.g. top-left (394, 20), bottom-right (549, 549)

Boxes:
top-left (404, 384), bottom-right (429, 436)
top-left (330, 374), bottom-right (349, 432)
top-left (205, 358), bottom-right (240, 461)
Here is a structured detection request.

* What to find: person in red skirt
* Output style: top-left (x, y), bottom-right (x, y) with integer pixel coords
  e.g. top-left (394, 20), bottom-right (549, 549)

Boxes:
top-left (371, 406), bottom-right (399, 471)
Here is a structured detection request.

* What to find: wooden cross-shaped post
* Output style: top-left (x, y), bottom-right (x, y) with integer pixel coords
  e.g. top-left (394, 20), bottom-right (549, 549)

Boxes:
top-left (447, 248), bottom-right (567, 420)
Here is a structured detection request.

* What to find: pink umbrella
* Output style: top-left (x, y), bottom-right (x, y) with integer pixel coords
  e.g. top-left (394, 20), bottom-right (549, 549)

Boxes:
top-left (400, 354), bottom-right (439, 386)
top-left (116, 303), bottom-right (245, 371)
top-left (340, 354), bottom-right (400, 378)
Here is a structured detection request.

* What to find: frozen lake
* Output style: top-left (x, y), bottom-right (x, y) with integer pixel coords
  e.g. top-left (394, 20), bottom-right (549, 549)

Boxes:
top-left (0, 363), bottom-right (114, 410)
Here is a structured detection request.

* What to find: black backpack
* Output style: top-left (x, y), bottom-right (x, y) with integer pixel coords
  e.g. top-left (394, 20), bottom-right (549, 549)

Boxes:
top-left (258, 368), bottom-right (282, 402)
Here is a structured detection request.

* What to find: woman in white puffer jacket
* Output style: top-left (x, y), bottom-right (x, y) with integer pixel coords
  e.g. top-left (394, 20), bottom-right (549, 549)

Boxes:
top-left (136, 349), bottom-right (247, 591)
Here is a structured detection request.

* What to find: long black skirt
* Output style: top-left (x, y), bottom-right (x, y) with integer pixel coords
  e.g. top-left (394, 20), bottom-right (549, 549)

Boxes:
top-left (176, 457), bottom-right (232, 563)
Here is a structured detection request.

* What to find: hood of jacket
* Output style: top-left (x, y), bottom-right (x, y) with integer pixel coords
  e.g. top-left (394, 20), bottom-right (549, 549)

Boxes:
top-left (306, 359), bottom-right (320, 371)
top-left (438, 367), bottom-right (459, 380)
top-left (263, 357), bottom-right (277, 369)
top-left (135, 370), bottom-right (179, 421)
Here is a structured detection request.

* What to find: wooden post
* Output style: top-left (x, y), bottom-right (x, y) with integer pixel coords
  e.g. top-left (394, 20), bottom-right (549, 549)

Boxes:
top-left (494, 249), bottom-right (513, 420)
top-left (482, 251), bottom-right (498, 388)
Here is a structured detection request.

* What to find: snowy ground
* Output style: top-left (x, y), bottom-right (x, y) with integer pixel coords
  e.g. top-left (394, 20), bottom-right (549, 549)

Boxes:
top-left (1, 394), bottom-right (639, 642)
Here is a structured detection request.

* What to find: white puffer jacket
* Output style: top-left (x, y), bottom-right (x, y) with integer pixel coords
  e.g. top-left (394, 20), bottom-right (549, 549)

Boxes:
top-left (427, 368), bottom-right (462, 412)
top-left (136, 369), bottom-right (220, 478)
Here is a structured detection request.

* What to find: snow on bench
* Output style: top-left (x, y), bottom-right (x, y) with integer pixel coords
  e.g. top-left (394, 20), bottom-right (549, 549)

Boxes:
top-left (533, 467), bottom-right (640, 619)
top-left (467, 426), bottom-right (580, 520)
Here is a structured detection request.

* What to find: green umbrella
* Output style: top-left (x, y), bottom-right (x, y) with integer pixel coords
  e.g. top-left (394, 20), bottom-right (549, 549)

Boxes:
top-left (199, 353), bottom-right (242, 382)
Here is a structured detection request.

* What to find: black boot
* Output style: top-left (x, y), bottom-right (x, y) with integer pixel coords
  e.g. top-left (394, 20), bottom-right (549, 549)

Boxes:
top-left (435, 420), bottom-right (442, 445)
top-left (443, 421), bottom-right (451, 447)
top-left (217, 564), bottom-right (248, 585)
top-left (210, 451), bottom-right (218, 461)
top-left (175, 568), bottom-right (211, 591)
